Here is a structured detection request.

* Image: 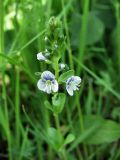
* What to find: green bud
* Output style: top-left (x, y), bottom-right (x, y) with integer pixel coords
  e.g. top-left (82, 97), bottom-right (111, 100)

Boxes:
top-left (48, 17), bottom-right (60, 31)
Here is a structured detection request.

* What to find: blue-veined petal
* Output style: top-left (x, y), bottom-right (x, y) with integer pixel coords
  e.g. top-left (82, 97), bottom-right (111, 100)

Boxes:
top-left (41, 71), bottom-right (55, 80)
top-left (37, 79), bottom-right (46, 91)
top-left (37, 71), bottom-right (58, 94)
top-left (51, 80), bottom-right (58, 92)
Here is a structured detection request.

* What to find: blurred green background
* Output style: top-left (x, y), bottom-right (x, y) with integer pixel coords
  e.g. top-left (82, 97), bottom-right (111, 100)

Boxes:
top-left (0, 0), bottom-right (120, 159)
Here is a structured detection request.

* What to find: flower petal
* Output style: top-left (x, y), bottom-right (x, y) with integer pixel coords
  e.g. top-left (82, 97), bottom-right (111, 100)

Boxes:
top-left (66, 86), bottom-right (74, 96)
top-left (37, 52), bottom-right (46, 61)
top-left (41, 71), bottom-right (55, 80)
top-left (37, 79), bottom-right (46, 91)
top-left (45, 84), bottom-right (52, 94)
top-left (71, 83), bottom-right (77, 91)
top-left (51, 80), bottom-right (58, 92)
top-left (74, 76), bottom-right (81, 84)
top-left (66, 76), bottom-right (73, 84)
top-left (66, 76), bottom-right (81, 96)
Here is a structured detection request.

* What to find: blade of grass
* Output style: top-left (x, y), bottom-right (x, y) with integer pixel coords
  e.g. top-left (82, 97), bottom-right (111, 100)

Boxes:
top-left (0, 0), bottom-right (4, 60)
top-left (0, 53), bottom-right (36, 83)
top-left (115, 2), bottom-right (120, 73)
top-left (9, 27), bottom-right (24, 54)
top-left (74, 56), bottom-right (120, 100)
top-left (19, 127), bottom-right (29, 160)
top-left (75, 92), bottom-right (88, 158)
top-left (77, 0), bottom-right (90, 74)
top-left (19, 29), bottom-right (46, 52)
top-left (68, 120), bottom-right (101, 152)
top-left (58, 0), bottom-right (74, 20)
top-left (15, 67), bottom-right (21, 147)
top-left (61, 0), bottom-right (73, 69)
top-left (0, 1), bottom-right (12, 159)
top-left (22, 105), bottom-right (50, 142)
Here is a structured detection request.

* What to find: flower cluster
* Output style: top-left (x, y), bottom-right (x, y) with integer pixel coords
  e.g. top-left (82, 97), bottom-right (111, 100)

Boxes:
top-left (36, 17), bottom-right (81, 96)
top-left (37, 70), bottom-right (81, 96)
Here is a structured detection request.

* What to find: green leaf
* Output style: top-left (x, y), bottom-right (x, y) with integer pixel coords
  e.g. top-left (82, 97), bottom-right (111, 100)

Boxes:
top-left (52, 93), bottom-right (66, 114)
top-left (70, 12), bottom-right (105, 46)
top-left (93, 9), bottom-right (115, 29)
top-left (64, 134), bottom-right (75, 146)
top-left (86, 12), bottom-right (105, 45)
top-left (58, 70), bottom-right (74, 83)
top-left (84, 115), bottom-right (120, 144)
top-left (69, 117), bottom-right (102, 151)
top-left (70, 115), bottom-right (120, 151)
top-left (47, 127), bottom-right (63, 151)
top-left (112, 107), bottom-right (120, 120)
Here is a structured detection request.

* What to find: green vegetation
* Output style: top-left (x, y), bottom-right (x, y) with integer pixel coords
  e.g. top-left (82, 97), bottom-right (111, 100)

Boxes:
top-left (0, 0), bottom-right (120, 159)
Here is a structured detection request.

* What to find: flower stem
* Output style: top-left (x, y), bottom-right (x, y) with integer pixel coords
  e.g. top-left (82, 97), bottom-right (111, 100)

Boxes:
top-left (54, 114), bottom-right (61, 133)
top-left (54, 57), bottom-right (59, 78)
top-left (54, 114), bottom-right (67, 160)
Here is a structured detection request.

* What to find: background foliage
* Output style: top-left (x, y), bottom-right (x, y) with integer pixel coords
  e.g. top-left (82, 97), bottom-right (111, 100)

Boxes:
top-left (0, 0), bottom-right (120, 159)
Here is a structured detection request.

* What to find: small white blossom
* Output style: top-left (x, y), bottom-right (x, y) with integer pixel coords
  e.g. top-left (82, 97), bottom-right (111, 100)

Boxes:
top-left (37, 52), bottom-right (47, 61)
top-left (54, 44), bottom-right (58, 48)
top-left (44, 36), bottom-right (48, 41)
top-left (45, 49), bottom-right (48, 52)
top-left (66, 76), bottom-right (81, 96)
top-left (59, 63), bottom-right (66, 70)
top-left (45, 49), bottom-right (50, 57)
top-left (37, 71), bottom-right (58, 94)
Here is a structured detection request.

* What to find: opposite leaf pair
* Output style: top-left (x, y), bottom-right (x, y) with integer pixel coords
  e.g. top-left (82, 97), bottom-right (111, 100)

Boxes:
top-left (37, 71), bottom-right (81, 96)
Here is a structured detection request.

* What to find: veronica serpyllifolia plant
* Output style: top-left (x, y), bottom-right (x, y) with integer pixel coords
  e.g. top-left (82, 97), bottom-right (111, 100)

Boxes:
top-left (35, 17), bottom-right (81, 155)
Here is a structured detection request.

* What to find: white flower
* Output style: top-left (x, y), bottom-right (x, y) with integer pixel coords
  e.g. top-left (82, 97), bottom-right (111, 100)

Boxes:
top-left (59, 63), bottom-right (66, 70)
top-left (54, 44), bottom-right (58, 49)
top-left (66, 76), bottom-right (81, 96)
top-left (45, 49), bottom-right (50, 57)
top-left (37, 52), bottom-right (47, 61)
top-left (44, 36), bottom-right (48, 41)
top-left (37, 71), bottom-right (58, 94)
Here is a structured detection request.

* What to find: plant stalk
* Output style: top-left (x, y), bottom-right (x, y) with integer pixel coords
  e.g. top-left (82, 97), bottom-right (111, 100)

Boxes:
top-left (0, 1), bottom-right (12, 159)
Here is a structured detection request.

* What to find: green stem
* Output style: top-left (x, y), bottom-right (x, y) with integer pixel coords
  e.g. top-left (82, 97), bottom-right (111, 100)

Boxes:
top-left (54, 114), bottom-right (67, 160)
top-left (2, 74), bottom-right (12, 160)
top-left (0, 1), bottom-right (12, 160)
top-left (53, 57), bottom-right (67, 160)
top-left (76, 93), bottom-right (88, 158)
top-left (66, 100), bottom-right (84, 160)
top-left (54, 57), bottom-right (59, 78)
top-left (54, 114), bottom-right (61, 133)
